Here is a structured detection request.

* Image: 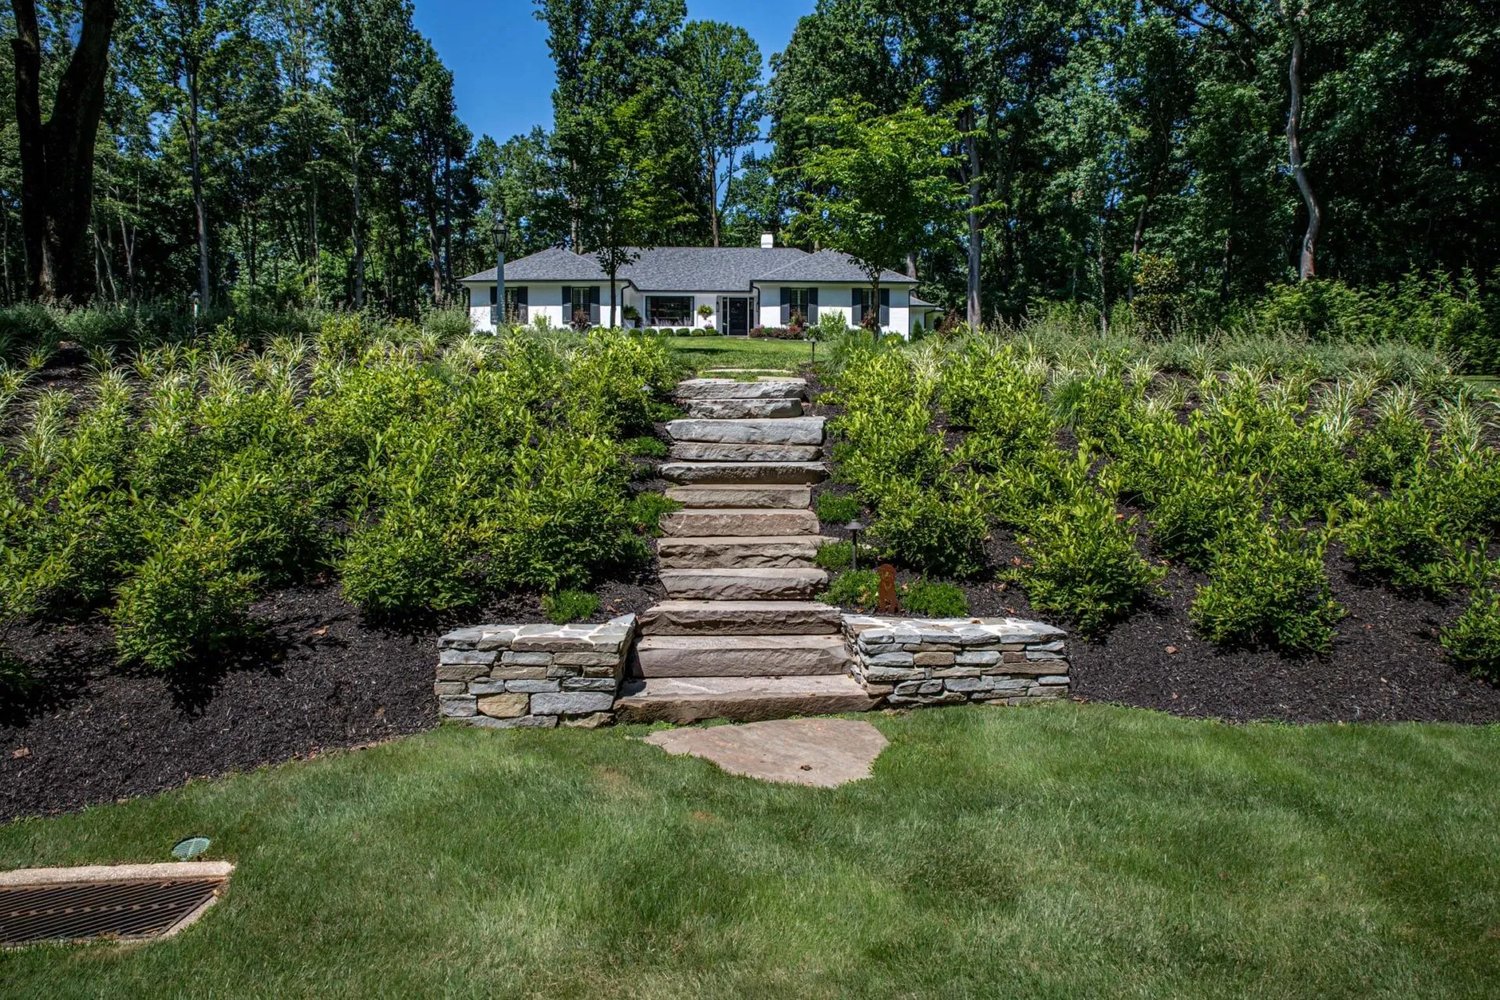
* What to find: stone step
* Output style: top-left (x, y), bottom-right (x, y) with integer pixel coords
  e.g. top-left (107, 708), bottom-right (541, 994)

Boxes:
top-left (633, 635), bottom-right (853, 678)
top-left (660, 568), bottom-right (828, 601)
top-left (657, 535), bottom-right (823, 570)
top-left (668, 442), bottom-right (823, 463)
top-left (640, 601), bottom-right (843, 636)
top-left (615, 675), bottom-right (880, 725)
top-left (666, 417), bottom-right (826, 446)
top-left (682, 398), bottom-right (806, 420)
top-left (674, 378), bottom-right (807, 401)
top-left (660, 508), bottom-right (821, 538)
top-left (665, 485), bottom-right (812, 509)
top-left (660, 462), bottom-right (826, 486)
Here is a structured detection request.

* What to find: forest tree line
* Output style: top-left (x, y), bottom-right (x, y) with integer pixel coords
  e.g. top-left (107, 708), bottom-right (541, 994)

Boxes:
top-left (2, 0), bottom-right (1498, 332)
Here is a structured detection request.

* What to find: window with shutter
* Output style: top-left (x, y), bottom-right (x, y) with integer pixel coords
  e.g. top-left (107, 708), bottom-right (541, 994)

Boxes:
top-left (880, 289), bottom-right (890, 327)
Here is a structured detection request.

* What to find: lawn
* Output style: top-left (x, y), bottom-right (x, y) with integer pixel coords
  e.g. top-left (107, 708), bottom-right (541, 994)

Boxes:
top-left (2, 704), bottom-right (1496, 999)
top-left (664, 334), bottom-right (816, 374)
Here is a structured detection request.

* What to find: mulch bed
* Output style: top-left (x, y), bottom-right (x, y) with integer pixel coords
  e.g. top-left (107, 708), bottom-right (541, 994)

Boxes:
top-left (805, 367), bottom-right (1500, 728)
top-left (4, 363), bottom-right (1495, 823)
top-left (0, 579), bottom-right (662, 823)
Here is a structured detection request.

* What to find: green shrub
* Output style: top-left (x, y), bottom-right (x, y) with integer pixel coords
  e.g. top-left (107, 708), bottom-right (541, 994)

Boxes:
top-left (624, 436), bottom-right (669, 458)
top-left (870, 477), bottom-right (988, 578)
top-left (1014, 493), bottom-right (1165, 636)
top-left (1151, 474), bottom-right (1258, 570)
top-left (1191, 521), bottom-right (1342, 652)
top-left (901, 579), bottom-right (969, 618)
top-left (1354, 408), bottom-right (1432, 488)
top-left (1342, 488), bottom-right (1468, 596)
top-left (1441, 591), bottom-right (1500, 680)
top-left (340, 498), bottom-right (483, 614)
top-left (316, 313), bottom-right (368, 360)
top-left (423, 308), bottom-right (474, 341)
top-left (112, 527), bottom-right (261, 673)
top-left (814, 540), bottom-right (853, 571)
top-left (820, 569), bottom-right (881, 611)
top-left (542, 589), bottom-right (600, 625)
top-left (815, 492), bottom-right (860, 525)
top-left (627, 492), bottom-right (681, 535)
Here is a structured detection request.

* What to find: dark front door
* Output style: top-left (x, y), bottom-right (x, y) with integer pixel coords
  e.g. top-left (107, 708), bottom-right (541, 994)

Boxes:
top-left (727, 297), bottom-right (750, 336)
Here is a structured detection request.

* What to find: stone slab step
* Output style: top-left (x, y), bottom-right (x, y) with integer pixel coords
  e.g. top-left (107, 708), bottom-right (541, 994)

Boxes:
top-left (640, 601), bottom-right (843, 636)
top-left (669, 443), bottom-right (823, 463)
top-left (660, 508), bottom-right (821, 538)
top-left (661, 568), bottom-right (828, 601)
top-left (660, 462), bottom-right (826, 486)
top-left (682, 398), bottom-right (806, 420)
top-left (615, 675), bottom-right (880, 724)
top-left (674, 378), bottom-right (807, 401)
top-left (666, 417), bottom-right (825, 446)
top-left (633, 635), bottom-right (853, 678)
top-left (665, 485), bottom-right (812, 509)
top-left (657, 535), bottom-right (823, 570)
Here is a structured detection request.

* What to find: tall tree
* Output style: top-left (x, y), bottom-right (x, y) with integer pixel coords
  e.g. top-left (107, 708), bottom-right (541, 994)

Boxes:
top-left (9, 0), bottom-right (118, 301)
top-left (673, 20), bottom-right (763, 246)
top-left (794, 99), bottom-right (963, 307)
top-left (535, 0), bottom-right (687, 247)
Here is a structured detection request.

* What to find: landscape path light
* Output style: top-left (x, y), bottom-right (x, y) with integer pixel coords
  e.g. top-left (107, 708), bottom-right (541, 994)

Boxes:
top-left (845, 518), bottom-right (866, 570)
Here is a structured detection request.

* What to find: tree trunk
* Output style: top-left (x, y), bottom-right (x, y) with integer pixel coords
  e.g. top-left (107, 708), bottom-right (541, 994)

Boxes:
top-left (608, 272), bottom-right (617, 329)
top-left (1282, 11), bottom-right (1321, 281)
top-left (10, 0), bottom-right (118, 302)
top-left (962, 122), bottom-right (982, 329)
top-left (186, 59), bottom-right (211, 306)
top-left (708, 150), bottom-right (720, 248)
top-left (350, 150), bottom-right (364, 307)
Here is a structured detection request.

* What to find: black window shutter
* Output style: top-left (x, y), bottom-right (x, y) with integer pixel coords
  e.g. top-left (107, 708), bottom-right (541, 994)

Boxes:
top-left (880, 289), bottom-right (890, 327)
top-left (516, 286), bottom-right (528, 323)
top-left (851, 289), bottom-right (863, 327)
top-left (489, 284), bottom-right (497, 305)
top-left (780, 287), bottom-right (790, 325)
top-left (807, 287), bottom-right (819, 322)
top-left (589, 286), bottom-right (601, 325)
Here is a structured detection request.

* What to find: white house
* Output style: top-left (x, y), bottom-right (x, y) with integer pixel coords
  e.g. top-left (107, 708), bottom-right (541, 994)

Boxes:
top-left (459, 237), bottom-right (924, 337)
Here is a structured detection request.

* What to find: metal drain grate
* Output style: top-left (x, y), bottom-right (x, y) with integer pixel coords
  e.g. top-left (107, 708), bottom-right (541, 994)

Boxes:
top-left (0, 862), bottom-right (233, 946)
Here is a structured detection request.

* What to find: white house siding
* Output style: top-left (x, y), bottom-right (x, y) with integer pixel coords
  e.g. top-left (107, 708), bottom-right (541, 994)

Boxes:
top-left (465, 280), bottom-right (912, 337)
top-left (466, 282), bottom-right (629, 331)
top-left (755, 283), bottom-right (911, 337)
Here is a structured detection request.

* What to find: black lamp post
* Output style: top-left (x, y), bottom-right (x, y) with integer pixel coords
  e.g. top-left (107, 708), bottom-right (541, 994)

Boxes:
top-left (491, 205), bottom-right (506, 330)
top-left (844, 518), bottom-right (866, 570)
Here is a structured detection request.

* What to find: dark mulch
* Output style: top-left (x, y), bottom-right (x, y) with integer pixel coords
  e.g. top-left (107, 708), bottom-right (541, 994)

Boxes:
top-left (0, 579), bottom-right (663, 822)
top-left (804, 366), bottom-right (1500, 727)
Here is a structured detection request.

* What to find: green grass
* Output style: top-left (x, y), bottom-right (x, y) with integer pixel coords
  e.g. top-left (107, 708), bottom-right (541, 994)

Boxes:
top-left (2, 705), bottom-right (1497, 998)
top-left (665, 335), bottom-right (814, 374)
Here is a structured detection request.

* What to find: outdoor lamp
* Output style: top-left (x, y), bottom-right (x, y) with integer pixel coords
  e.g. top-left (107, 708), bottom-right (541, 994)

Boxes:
top-left (189, 290), bottom-right (200, 326)
top-left (844, 518), bottom-right (866, 570)
top-left (492, 204), bottom-right (506, 329)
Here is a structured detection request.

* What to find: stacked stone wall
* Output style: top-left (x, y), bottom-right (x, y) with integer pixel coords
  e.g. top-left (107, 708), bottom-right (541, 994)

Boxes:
top-left (436, 617), bottom-right (635, 729)
top-left (842, 616), bottom-right (1069, 706)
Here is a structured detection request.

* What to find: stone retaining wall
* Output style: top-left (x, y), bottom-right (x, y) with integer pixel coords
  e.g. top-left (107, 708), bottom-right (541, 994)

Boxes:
top-left (842, 616), bottom-right (1069, 707)
top-left (435, 617), bottom-right (636, 729)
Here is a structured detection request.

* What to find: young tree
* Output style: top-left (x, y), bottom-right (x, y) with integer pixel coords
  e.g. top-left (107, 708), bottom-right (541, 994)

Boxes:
top-left (9, 0), bottom-right (118, 301)
top-left (672, 20), bottom-right (763, 246)
top-left (794, 99), bottom-right (963, 309)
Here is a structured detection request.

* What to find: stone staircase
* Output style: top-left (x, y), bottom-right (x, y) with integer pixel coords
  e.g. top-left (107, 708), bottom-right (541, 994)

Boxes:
top-left (616, 377), bottom-right (881, 724)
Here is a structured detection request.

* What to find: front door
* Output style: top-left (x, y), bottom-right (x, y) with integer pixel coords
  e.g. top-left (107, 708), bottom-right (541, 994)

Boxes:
top-left (726, 297), bottom-right (750, 336)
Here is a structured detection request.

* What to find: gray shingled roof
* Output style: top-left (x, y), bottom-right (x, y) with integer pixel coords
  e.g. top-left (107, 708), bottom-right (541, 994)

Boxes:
top-left (753, 249), bottom-right (917, 286)
top-left (461, 246), bottom-right (918, 291)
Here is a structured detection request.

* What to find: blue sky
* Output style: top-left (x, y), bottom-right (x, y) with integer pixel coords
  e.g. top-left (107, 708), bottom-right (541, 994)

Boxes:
top-left (411, 0), bottom-right (817, 145)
